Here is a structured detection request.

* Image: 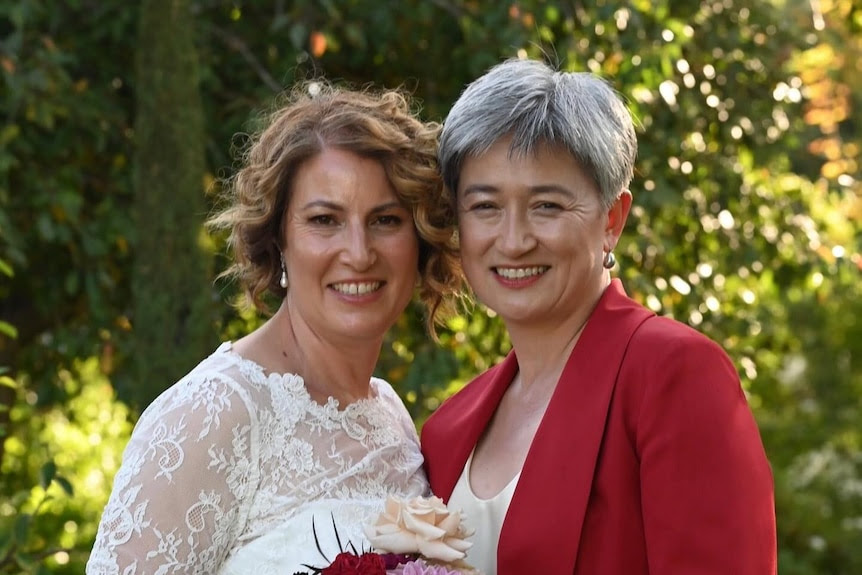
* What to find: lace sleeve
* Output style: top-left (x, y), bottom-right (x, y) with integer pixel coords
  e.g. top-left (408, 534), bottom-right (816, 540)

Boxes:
top-left (373, 379), bottom-right (419, 440)
top-left (86, 369), bottom-right (261, 575)
top-left (373, 378), bottom-right (429, 493)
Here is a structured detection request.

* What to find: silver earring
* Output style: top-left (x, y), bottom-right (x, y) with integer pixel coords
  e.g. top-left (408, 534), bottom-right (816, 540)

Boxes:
top-left (279, 256), bottom-right (288, 289)
top-left (602, 251), bottom-right (616, 269)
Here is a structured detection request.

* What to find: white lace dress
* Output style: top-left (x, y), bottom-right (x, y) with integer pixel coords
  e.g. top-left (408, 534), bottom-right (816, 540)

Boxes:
top-left (86, 342), bottom-right (428, 575)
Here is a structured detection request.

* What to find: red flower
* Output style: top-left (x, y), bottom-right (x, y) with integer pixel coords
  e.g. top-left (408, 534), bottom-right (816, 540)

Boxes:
top-left (321, 552), bottom-right (387, 575)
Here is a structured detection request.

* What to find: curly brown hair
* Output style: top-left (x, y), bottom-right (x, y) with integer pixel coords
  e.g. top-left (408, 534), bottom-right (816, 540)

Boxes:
top-left (208, 81), bottom-right (462, 336)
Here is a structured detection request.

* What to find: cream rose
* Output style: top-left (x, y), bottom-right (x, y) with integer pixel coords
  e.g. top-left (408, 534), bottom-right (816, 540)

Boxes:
top-left (364, 495), bottom-right (474, 562)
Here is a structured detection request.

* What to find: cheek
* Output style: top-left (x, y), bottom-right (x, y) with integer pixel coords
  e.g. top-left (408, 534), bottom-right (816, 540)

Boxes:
top-left (390, 236), bottom-right (420, 297)
top-left (391, 231), bottom-right (420, 271)
top-left (457, 220), bottom-right (482, 253)
top-left (457, 236), bottom-right (486, 283)
top-left (457, 224), bottom-right (491, 273)
top-left (284, 236), bottom-right (326, 269)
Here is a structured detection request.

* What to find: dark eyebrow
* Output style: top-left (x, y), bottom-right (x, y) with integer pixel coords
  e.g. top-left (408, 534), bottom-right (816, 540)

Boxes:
top-left (369, 201), bottom-right (407, 215)
top-left (300, 200), bottom-right (343, 212)
top-left (529, 185), bottom-right (576, 197)
top-left (461, 184), bottom-right (575, 197)
top-left (299, 200), bottom-right (406, 213)
top-left (461, 184), bottom-right (499, 197)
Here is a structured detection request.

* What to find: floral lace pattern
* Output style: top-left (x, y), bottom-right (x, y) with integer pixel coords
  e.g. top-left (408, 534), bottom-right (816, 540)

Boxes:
top-left (86, 342), bottom-right (428, 575)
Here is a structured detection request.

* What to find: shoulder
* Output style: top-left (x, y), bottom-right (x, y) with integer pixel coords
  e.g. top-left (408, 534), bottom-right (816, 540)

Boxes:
top-left (617, 315), bottom-right (746, 419)
top-left (593, 285), bottom-right (716, 358)
top-left (370, 377), bottom-right (413, 420)
top-left (371, 376), bottom-right (399, 400)
top-left (627, 315), bottom-right (733, 369)
top-left (133, 343), bottom-right (266, 440)
top-left (114, 344), bottom-right (270, 502)
top-left (367, 377), bottom-right (422, 444)
top-left (370, 376), bottom-right (404, 411)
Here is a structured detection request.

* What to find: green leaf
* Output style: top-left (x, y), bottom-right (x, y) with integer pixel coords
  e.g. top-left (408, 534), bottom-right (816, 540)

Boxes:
top-left (0, 530), bottom-right (14, 561)
top-left (39, 461), bottom-right (57, 490)
top-left (13, 513), bottom-right (31, 544)
top-left (0, 321), bottom-right (18, 339)
top-left (0, 123), bottom-right (21, 146)
top-left (0, 258), bottom-right (12, 277)
top-left (0, 375), bottom-right (16, 389)
top-left (14, 550), bottom-right (36, 569)
top-left (55, 476), bottom-right (74, 496)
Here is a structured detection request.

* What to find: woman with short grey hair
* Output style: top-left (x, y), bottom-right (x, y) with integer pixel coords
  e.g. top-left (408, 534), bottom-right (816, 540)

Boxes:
top-left (422, 58), bottom-right (776, 575)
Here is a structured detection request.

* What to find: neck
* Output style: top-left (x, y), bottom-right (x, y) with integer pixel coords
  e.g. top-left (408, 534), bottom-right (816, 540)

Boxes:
top-left (269, 302), bottom-right (384, 405)
top-left (505, 277), bottom-right (610, 391)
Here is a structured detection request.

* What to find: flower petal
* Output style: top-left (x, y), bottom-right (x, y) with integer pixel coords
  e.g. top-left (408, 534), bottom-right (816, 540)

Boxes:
top-left (402, 511), bottom-right (447, 539)
top-left (366, 531), bottom-right (418, 554)
top-left (444, 536), bottom-right (473, 552)
top-left (436, 513), bottom-right (460, 534)
top-left (416, 538), bottom-right (466, 562)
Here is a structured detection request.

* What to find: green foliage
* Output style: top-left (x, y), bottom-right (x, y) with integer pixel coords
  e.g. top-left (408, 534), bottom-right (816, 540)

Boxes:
top-left (0, 0), bottom-right (136, 400)
top-left (0, 0), bottom-right (859, 573)
top-left (0, 459), bottom-right (73, 575)
top-left (0, 359), bottom-right (133, 574)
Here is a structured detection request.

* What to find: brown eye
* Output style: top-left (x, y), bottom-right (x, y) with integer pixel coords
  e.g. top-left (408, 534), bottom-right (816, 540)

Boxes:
top-left (374, 214), bottom-right (403, 226)
top-left (309, 214), bottom-right (336, 225)
top-left (470, 202), bottom-right (495, 211)
top-left (537, 202), bottom-right (562, 211)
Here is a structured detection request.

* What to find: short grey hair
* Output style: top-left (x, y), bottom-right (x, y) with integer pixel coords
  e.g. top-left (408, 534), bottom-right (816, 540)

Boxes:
top-left (439, 58), bottom-right (637, 208)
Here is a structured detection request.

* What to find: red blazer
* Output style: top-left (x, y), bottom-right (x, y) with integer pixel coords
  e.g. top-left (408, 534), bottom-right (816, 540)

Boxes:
top-left (421, 280), bottom-right (776, 574)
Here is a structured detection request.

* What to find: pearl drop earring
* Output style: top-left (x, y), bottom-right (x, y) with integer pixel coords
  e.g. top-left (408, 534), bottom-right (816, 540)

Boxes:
top-left (279, 256), bottom-right (289, 289)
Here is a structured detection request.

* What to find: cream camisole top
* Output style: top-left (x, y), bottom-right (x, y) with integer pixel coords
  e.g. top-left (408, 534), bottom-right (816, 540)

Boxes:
top-left (448, 448), bottom-right (521, 575)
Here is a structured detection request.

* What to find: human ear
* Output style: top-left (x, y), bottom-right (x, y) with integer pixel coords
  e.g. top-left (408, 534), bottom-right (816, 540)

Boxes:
top-left (604, 190), bottom-right (632, 251)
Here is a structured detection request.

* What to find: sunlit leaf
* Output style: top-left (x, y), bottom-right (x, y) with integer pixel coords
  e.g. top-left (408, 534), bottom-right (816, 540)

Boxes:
top-left (0, 321), bottom-right (18, 339)
top-left (0, 258), bottom-right (12, 277)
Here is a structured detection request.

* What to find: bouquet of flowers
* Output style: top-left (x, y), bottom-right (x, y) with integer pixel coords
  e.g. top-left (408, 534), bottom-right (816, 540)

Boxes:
top-left (294, 495), bottom-right (480, 575)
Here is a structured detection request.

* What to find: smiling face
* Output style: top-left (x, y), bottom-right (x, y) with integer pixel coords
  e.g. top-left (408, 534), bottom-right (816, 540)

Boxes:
top-left (282, 147), bottom-right (419, 344)
top-left (457, 136), bottom-right (630, 330)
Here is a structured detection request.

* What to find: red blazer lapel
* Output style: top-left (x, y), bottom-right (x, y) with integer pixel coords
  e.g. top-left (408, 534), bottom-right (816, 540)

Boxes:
top-left (421, 352), bottom-right (519, 502)
top-left (497, 281), bottom-right (653, 574)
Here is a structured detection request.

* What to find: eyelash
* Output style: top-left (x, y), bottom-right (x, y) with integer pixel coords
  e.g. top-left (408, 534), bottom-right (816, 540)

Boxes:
top-left (468, 202), bottom-right (496, 211)
top-left (307, 214), bottom-right (403, 226)
top-left (309, 214), bottom-right (336, 225)
top-left (536, 202), bottom-right (562, 211)
top-left (374, 215), bottom-right (403, 226)
top-left (466, 202), bottom-right (562, 212)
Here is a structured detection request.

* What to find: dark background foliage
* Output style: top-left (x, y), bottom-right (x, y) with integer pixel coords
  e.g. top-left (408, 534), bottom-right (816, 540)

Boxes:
top-left (0, 0), bottom-right (859, 573)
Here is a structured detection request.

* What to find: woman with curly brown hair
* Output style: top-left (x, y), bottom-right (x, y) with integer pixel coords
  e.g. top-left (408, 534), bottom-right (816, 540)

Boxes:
top-left (87, 82), bottom-right (462, 575)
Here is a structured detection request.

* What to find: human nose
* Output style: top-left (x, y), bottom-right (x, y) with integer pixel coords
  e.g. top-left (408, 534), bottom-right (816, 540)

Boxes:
top-left (341, 222), bottom-right (376, 269)
top-left (497, 208), bottom-right (536, 256)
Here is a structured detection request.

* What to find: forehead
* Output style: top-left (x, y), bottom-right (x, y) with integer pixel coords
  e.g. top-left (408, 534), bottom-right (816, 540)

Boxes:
top-left (289, 147), bottom-right (398, 206)
top-left (458, 137), bottom-right (594, 193)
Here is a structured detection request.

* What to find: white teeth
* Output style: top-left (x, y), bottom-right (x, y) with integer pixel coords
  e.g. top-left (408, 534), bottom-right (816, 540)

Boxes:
top-left (496, 266), bottom-right (547, 279)
top-left (332, 282), bottom-right (381, 295)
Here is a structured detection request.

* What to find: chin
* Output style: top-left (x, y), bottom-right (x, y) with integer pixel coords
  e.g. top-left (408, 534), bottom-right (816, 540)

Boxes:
top-left (500, 315), bottom-right (542, 327)
top-left (492, 307), bottom-right (544, 325)
top-left (334, 319), bottom-right (398, 341)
